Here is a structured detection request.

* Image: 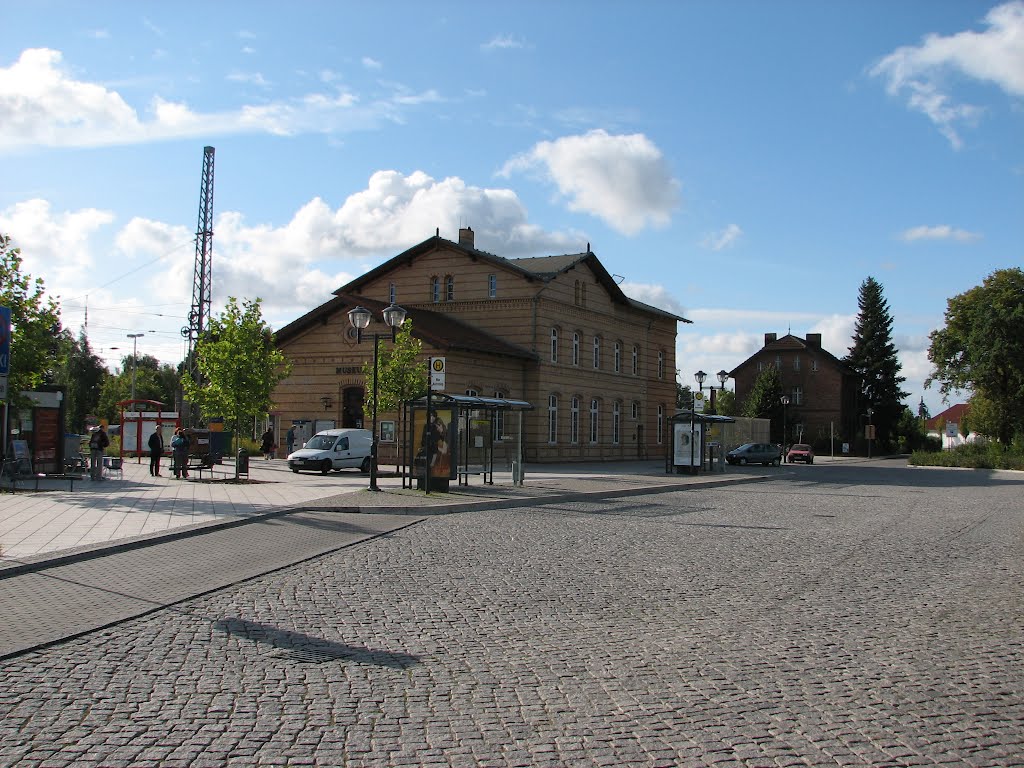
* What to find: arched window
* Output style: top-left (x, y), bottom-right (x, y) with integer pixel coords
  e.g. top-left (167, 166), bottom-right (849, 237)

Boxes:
top-left (488, 274), bottom-right (497, 298)
top-left (570, 397), bottom-right (580, 444)
top-left (431, 276), bottom-right (440, 303)
top-left (548, 394), bottom-right (558, 444)
top-left (612, 401), bottom-right (621, 445)
top-left (632, 346), bottom-right (639, 376)
top-left (389, 282), bottom-right (396, 304)
top-left (572, 332), bottom-right (580, 366)
top-left (445, 275), bottom-right (455, 302)
top-left (614, 342), bottom-right (621, 373)
top-left (589, 399), bottom-right (599, 444)
top-left (657, 404), bottom-right (664, 444)
top-left (593, 336), bottom-right (601, 369)
top-left (550, 327), bottom-right (558, 363)
top-left (657, 350), bottom-right (664, 379)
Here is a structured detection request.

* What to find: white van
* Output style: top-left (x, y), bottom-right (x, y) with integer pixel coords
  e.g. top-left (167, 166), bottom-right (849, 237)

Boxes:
top-left (287, 428), bottom-right (374, 474)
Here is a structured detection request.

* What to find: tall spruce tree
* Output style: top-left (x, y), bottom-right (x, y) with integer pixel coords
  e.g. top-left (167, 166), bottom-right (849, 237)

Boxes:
top-left (845, 276), bottom-right (907, 450)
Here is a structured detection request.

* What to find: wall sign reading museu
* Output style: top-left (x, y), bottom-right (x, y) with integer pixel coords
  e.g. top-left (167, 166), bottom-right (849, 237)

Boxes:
top-left (335, 366), bottom-right (363, 375)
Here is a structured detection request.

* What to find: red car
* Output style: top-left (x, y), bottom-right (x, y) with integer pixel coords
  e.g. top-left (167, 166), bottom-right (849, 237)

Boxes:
top-left (786, 443), bottom-right (814, 464)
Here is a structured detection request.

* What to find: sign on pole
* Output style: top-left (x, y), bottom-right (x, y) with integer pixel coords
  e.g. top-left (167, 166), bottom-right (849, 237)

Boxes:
top-left (0, 376), bottom-right (7, 401)
top-left (0, 305), bottom-right (10, 376)
top-left (693, 391), bottom-right (705, 414)
top-left (430, 357), bottom-right (446, 390)
top-left (945, 422), bottom-right (958, 438)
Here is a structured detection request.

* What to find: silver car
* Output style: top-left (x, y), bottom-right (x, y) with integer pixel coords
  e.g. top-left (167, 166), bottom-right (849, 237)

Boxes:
top-left (725, 442), bottom-right (782, 466)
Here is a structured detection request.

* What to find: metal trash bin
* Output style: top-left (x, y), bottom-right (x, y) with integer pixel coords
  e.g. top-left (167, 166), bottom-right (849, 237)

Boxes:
top-left (236, 449), bottom-right (249, 477)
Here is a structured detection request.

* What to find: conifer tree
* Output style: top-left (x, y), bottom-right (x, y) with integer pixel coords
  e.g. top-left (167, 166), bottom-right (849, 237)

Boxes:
top-left (845, 276), bottom-right (907, 450)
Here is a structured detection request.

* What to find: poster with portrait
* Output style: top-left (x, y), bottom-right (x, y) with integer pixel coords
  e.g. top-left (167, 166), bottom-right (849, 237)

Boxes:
top-left (412, 407), bottom-right (457, 479)
top-left (379, 420), bottom-right (396, 443)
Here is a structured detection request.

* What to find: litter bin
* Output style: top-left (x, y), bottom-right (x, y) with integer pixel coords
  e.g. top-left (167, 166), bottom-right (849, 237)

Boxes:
top-left (236, 448), bottom-right (249, 477)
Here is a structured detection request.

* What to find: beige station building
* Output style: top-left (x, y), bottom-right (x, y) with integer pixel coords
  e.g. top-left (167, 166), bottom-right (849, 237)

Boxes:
top-left (271, 228), bottom-right (688, 463)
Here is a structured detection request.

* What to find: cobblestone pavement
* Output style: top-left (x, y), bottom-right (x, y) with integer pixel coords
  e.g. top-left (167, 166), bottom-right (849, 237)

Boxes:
top-left (0, 464), bottom-right (1021, 767)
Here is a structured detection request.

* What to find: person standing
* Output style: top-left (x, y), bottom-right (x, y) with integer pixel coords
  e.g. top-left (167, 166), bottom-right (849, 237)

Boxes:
top-left (171, 429), bottom-right (190, 479)
top-left (261, 427), bottom-right (276, 460)
top-left (88, 425), bottom-right (110, 481)
top-left (148, 428), bottom-right (165, 476)
top-left (286, 426), bottom-right (295, 456)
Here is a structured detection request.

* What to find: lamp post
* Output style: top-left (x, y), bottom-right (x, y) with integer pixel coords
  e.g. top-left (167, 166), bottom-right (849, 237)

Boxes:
top-left (867, 407), bottom-right (874, 459)
top-left (694, 370), bottom-right (706, 411)
top-left (347, 303), bottom-right (407, 491)
top-left (714, 369), bottom-right (728, 414)
top-left (127, 333), bottom-right (144, 407)
top-left (780, 394), bottom-right (790, 460)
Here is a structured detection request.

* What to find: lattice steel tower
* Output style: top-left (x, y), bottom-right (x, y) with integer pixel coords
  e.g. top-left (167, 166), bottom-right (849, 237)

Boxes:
top-left (182, 146), bottom-right (215, 421)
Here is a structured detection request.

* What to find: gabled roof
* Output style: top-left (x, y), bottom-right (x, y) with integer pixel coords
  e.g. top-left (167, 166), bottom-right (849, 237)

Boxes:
top-left (729, 333), bottom-right (852, 377)
top-left (926, 403), bottom-right (969, 430)
top-left (275, 292), bottom-right (537, 362)
top-left (335, 234), bottom-right (689, 323)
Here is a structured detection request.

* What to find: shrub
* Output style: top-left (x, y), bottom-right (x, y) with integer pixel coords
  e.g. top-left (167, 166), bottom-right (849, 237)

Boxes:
top-left (910, 441), bottom-right (1024, 470)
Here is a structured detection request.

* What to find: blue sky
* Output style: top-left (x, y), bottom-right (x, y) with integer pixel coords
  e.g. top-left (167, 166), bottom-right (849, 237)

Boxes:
top-left (2, 1), bottom-right (1021, 415)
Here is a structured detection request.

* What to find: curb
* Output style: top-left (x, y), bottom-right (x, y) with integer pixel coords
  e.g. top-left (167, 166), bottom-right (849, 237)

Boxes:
top-left (0, 472), bottom-right (772, 580)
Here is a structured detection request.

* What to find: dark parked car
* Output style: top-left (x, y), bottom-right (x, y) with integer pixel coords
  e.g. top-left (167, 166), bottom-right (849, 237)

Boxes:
top-left (726, 442), bottom-right (782, 466)
top-left (787, 443), bottom-right (814, 464)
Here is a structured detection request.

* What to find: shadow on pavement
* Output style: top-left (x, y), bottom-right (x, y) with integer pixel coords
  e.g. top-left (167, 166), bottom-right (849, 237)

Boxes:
top-left (213, 616), bottom-right (420, 669)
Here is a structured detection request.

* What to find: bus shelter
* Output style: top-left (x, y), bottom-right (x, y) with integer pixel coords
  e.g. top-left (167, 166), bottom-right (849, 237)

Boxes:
top-left (403, 393), bottom-right (533, 491)
top-left (667, 411), bottom-right (736, 474)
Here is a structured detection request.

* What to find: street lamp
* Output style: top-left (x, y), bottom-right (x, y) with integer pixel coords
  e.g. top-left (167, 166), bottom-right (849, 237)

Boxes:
top-left (712, 369), bottom-right (729, 414)
top-left (347, 303), bottom-right (408, 491)
top-left (780, 394), bottom-right (790, 459)
top-left (127, 333), bottom-right (144, 407)
top-left (694, 370), bottom-right (706, 410)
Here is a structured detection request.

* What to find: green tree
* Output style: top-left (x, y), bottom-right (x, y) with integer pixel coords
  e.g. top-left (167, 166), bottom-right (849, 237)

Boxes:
top-left (742, 365), bottom-right (785, 441)
top-left (845, 276), bottom-right (908, 450)
top-left (964, 391), bottom-right (1000, 440)
top-left (675, 382), bottom-right (693, 410)
top-left (182, 297), bottom-right (292, 451)
top-left (0, 234), bottom-right (64, 401)
top-left (95, 354), bottom-right (180, 423)
top-left (712, 388), bottom-right (736, 416)
top-left (361, 320), bottom-right (427, 415)
top-left (927, 268), bottom-right (1024, 445)
top-left (56, 330), bottom-right (107, 432)
top-left (895, 405), bottom-right (927, 453)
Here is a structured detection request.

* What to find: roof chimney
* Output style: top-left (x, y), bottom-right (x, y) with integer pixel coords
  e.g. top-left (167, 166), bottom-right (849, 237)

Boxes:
top-left (807, 333), bottom-right (822, 348)
top-left (458, 226), bottom-right (475, 249)
top-left (764, 333), bottom-right (777, 347)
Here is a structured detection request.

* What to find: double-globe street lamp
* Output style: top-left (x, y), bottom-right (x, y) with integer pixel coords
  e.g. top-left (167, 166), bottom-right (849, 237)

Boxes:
top-left (347, 303), bottom-right (407, 491)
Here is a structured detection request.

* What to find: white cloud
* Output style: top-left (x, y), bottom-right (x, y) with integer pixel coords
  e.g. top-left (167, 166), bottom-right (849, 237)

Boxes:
top-left (0, 198), bottom-right (114, 293)
top-left (620, 282), bottom-right (688, 318)
top-left (700, 224), bottom-right (743, 251)
top-left (871, 1), bottom-right (1024, 147)
top-left (0, 48), bottom-right (441, 152)
top-left (481, 35), bottom-right (528, 52)
top-left (1, 170), bottom-right (583, 346)
top-left (362, 57), bottom-right (382, 70)
top-left (500, 130), bottom-right (680, 235)
top-left (227, 71), bottom-right (270, 87)
top-left (899, 224), bottom-right (982, 242)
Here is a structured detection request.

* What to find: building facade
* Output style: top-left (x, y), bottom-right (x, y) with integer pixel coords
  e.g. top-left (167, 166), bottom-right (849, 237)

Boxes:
top-left (730, 332), bottom-right (858, 448)
top-left (271, 228), bottom-right (686, 463)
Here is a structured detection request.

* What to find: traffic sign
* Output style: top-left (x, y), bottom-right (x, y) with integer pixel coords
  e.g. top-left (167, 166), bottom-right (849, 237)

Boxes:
top-left (430, 357), bottom-right (446, 390)
top-left (0, 375), bottom-right (7, 401)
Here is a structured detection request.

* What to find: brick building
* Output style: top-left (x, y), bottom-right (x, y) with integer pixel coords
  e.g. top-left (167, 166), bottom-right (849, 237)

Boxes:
top-left (271, 228), bottom-right (687, 462)
top-left (730, 333), bottom-right (858, 448)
